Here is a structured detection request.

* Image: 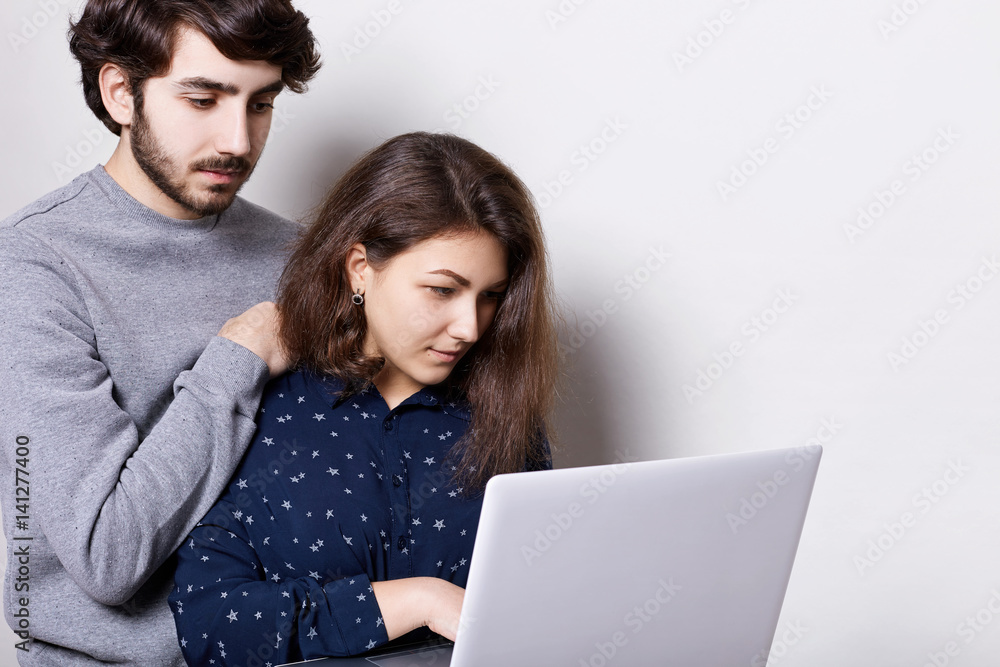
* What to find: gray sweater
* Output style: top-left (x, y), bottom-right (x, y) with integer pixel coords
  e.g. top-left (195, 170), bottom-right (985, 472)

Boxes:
top-left (0, 166), bottom-right (300, 665)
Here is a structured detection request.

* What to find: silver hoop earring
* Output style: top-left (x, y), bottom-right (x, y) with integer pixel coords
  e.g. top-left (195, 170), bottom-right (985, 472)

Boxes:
top-left (351, 290), bottom-right (364, 306)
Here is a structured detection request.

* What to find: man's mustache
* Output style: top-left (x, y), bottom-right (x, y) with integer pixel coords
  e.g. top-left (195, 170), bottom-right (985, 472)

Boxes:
top-left (193, 156), bottom-right (252, 173)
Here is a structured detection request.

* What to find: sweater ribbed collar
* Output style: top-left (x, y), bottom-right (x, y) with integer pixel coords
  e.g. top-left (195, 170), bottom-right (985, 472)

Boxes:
top-left (88, 165), bottom-right (220, 233)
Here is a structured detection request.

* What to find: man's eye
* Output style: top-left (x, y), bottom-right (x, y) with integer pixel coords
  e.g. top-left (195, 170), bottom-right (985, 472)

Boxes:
top-left (252, 102), bottom-right (275, 113)
top-left (188, 98), bottom-right (214, 108)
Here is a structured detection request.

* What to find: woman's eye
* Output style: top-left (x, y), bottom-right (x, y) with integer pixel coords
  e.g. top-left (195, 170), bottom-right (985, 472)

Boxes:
top-left (484, 291), bottom-right (506, 300)
top-left (430, 286), bottom-right (455, 296)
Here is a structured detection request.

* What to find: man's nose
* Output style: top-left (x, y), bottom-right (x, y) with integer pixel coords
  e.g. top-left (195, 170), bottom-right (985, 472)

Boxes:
top-left (214, 106), bottom-right (252, 156)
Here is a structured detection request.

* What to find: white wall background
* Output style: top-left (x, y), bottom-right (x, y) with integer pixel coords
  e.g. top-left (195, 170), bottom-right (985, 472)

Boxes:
top-left (2, 0), bottom-right (999, 665)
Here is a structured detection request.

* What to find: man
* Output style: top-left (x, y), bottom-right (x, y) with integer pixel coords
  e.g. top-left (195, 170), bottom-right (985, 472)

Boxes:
top-left (0, 1), bottom-right (320, 664)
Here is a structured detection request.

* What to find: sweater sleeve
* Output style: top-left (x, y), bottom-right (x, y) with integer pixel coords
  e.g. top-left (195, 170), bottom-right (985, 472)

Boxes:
top-left (170, 497), bottom-right (390, 664)
top-left (0, 229), bottom-right (269, 605)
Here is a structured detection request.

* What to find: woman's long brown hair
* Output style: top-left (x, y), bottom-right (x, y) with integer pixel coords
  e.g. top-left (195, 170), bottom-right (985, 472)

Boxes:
top-left (277, 132), bottom-right (558, 490)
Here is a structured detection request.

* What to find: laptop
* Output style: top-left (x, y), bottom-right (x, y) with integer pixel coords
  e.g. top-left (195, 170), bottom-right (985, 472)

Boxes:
top-left (280, 446), bottom-right (822, 666)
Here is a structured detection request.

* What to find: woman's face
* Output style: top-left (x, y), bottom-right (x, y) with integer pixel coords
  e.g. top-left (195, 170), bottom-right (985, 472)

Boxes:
top-left (356, 230), bottom-right (509, 403)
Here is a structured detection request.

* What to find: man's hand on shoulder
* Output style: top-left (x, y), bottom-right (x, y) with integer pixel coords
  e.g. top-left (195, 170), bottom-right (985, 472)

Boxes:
top-left (218, 302), bottom-right (289, 378)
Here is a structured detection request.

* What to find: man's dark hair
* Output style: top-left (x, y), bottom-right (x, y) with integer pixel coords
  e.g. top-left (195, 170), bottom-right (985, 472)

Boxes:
top-left (69, 0), bottom-right (321, 135)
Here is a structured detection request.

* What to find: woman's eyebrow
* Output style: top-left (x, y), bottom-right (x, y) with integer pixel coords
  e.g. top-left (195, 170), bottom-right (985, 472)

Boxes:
top-left (427, 269), bottom-right (470, 287)
top-left (428, 269), bottom-right (508, 289)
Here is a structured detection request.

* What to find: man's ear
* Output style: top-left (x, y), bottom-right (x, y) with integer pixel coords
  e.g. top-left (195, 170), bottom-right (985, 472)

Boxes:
top-left (99, 63), bottom-right (135, 129)
top-left (345, 243), bottom-right (370, 294)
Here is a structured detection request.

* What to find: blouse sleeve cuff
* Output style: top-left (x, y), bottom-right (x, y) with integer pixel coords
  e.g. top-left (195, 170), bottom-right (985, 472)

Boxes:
top-left (309, 573), bottom-right (390, 657)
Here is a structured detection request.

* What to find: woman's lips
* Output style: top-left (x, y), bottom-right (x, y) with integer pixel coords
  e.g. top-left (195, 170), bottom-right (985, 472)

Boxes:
top-left (429, 348), bottom-right (462, 363)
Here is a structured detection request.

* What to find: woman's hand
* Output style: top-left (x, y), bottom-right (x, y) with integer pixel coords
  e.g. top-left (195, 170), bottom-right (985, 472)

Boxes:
top-left (371, 577), bottom-right (466, 641)
top-left (420, 577), bottom-right (465, 640)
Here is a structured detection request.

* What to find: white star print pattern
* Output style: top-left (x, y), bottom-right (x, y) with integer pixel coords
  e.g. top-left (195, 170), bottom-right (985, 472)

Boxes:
top-left (169, 370), bottom-right (551, 665)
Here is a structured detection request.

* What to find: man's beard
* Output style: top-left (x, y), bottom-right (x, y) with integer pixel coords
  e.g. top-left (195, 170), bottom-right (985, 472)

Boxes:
top-left (130, 102), bottom-right (256, 218)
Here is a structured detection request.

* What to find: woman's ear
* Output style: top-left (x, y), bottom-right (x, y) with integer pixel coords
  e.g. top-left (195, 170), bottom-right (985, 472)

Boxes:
top-left (345, 243), bottom-right (370, 294)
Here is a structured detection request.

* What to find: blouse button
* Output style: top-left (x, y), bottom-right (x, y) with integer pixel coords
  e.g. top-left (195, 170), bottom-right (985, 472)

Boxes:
top-left (392, 475), bottom-right (402, 488)
top-left (397, 537), bottom-right (406, 551)
top-left (383, 420), bottom-right (394, 432)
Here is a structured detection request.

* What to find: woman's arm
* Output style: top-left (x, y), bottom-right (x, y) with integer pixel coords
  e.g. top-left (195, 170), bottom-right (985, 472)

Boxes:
top-left (372, 577), bottom-right (465, 641)
top-left (171, 500), bottom-right (466, 664)
top-left (171, 501), bottom-right (390, 664)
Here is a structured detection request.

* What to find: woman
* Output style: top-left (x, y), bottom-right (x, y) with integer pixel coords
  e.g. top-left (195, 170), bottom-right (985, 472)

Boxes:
top-left (169, 132), bottom-right (558, 664)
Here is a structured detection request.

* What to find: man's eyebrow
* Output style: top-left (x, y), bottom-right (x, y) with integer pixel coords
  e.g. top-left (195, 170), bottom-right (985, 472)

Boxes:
top-left (174, 77), bottom-right (238, 95)
top-left (252, 80), bottom-right (285, 97)
top-left (173, 77), bottom-right (285, 97)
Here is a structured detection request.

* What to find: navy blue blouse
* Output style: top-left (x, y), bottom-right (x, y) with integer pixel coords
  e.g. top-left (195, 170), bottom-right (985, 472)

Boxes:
top-left (169, 369), bottom-right (549, 665)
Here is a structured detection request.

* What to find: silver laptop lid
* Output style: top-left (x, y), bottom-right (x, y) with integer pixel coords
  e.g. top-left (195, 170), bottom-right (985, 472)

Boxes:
top-left (451, 447), bottom-right (821, 667)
